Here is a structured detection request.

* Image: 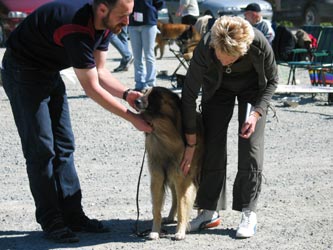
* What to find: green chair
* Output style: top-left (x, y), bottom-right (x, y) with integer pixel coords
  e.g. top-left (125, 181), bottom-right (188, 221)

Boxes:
top-left (287, 26), bottom-right (333, 85)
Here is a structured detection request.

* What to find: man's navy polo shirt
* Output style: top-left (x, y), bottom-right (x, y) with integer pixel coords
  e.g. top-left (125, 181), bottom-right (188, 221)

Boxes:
top-left (6, 0), bottom-right (112, 71)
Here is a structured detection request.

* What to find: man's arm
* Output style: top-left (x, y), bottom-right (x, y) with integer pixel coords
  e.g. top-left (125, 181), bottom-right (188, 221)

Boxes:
top-left (73, 50), bottom-right (152, 132)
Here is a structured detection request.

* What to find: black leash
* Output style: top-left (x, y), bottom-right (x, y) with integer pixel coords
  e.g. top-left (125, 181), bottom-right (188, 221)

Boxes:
top-left (133, 148), bottom-right (151, 237)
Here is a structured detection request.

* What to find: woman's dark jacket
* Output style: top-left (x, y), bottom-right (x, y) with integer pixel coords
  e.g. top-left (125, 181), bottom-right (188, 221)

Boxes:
top-left (181, 28), bottom-right (278, 134)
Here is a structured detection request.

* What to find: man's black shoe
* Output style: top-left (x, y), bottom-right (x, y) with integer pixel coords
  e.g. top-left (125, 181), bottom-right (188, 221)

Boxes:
top-left (113, 56), bottom-right (133, 72)
top-left (66, 214), bottom-right (109, 233)
top-left (44, 226), bottom-right (79, 243)
top-left (113, 64), bottom-right (128, 72)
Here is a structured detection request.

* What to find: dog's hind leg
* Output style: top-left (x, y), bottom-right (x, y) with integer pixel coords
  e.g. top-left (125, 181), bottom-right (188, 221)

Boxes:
top-left (163, 184), bottom-right (177, 224)
top-left (149, 172), bottom-right (165, 240)
top-left (154, 44), bottom-right (159, 58)
top-left (159, 43), bottom-right (165, 59)
top-left (174, 179), bottom-right (197, 240)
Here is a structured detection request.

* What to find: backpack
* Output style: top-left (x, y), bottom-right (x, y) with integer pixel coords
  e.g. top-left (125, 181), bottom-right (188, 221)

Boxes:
top-left (272, 25), bottom-right (296, 62)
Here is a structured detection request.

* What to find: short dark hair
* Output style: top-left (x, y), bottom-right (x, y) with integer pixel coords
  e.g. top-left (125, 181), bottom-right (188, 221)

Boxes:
top-left (93, 0), bottom-right (118, 10)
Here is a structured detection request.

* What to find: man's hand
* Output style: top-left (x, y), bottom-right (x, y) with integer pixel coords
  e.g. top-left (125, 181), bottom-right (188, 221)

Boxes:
top-left (129, 112), bottom-right (152, 133)
top-left (125, 90), bottom-right (142, 110)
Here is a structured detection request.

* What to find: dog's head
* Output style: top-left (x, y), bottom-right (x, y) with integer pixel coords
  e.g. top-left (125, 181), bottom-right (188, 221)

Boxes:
top-left (135, 87), bottom-right (181, 126)
top-left (176, 25), bottom-right (201, 54)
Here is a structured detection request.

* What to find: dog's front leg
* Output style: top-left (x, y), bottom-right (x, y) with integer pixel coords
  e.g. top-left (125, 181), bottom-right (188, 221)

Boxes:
top-left (149, 174), bottom-right (165, 240)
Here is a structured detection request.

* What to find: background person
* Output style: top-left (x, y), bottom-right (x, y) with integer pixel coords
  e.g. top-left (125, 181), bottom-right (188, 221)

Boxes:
top-left (128, 0), bottom-right (164, 92)
top-left (110, 26), bottom-right (134, 72)
top-left (1, 0), bottom-right (152, 243)
top-left (176, 0), bottom-right (199, 25)
top-left (180, 15), bottom-right (278, 238)
top-left (243, 3), bottom-right (275, 45)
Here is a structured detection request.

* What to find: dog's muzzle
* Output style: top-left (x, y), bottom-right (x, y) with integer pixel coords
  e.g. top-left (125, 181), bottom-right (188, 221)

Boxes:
top-left (134, 98), bottom-right (147, 112)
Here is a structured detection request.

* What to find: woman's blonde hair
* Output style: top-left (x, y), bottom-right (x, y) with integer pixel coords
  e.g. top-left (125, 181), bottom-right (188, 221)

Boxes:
top-left (210, 16), bottom-right (254, 57)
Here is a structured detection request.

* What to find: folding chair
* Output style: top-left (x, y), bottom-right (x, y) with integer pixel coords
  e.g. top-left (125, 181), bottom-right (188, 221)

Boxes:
top-left (169, 37), bottom-right (199, 89)
top-left (287, 26), bottom-right (333, 85)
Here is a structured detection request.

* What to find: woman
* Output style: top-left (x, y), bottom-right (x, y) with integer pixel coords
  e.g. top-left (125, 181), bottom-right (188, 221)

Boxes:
top-left (180, 16), bottom-right (278, 238)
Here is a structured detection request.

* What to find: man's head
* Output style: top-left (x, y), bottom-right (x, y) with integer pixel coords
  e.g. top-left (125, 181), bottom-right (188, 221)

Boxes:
top-left (243, 3), bottom-right (262, 25)
top-left (93, 0), bottom-right (133, 34)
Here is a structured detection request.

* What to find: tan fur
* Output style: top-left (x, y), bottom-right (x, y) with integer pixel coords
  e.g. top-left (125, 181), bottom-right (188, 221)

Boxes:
top-left (155, 21), bottom-right (190, 59)
top-left (135, 87), bottom-right (204, 240)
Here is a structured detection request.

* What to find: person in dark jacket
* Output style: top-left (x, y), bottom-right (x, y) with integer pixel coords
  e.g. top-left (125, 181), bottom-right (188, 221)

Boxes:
top-left (1, 0), bottom-right (152, 243)
top-left (128, 0), bottom-right (164, 91)
top-left (180, 16), bottom-right (278, 238)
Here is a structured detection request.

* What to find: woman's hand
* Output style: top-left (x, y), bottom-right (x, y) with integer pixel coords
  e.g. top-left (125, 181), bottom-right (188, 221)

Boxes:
top-left (239, 112), bottom-right (260, 139)
top-left (180, 146), bottom-right (196, 176)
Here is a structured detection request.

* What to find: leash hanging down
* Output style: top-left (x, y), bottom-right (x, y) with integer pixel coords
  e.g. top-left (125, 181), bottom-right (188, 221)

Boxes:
top-left (133, 148), bottom-right (151, 237)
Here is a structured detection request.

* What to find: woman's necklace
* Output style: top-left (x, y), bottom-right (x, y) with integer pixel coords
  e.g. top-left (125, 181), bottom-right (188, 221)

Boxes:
top-left (225, 63), bottom-right (233, 74)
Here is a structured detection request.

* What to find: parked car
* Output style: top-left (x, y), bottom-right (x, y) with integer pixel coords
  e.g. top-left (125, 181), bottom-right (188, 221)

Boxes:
top-left (0, 0), bottom-right (52, 47)
top-left (163, 0), bottom-right (273, 24)
top-left (267, 0), bottom-right (333, 25)
top-left (158, 7), bottom-right (171, 23)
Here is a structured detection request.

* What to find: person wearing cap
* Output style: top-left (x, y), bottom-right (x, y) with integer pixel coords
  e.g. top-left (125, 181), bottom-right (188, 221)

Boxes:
top-left (244, 3), bottom-right (275, 45)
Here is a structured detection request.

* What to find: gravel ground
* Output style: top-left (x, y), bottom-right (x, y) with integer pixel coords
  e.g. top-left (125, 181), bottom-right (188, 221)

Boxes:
top-left (0, 44), bottom-right (332, 250)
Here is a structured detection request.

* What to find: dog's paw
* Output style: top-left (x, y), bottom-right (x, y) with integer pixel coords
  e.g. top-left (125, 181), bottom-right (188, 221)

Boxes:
top-left (174, 232), bottom-right (186, 241)
top-left (148, 232), bottom-right (160, 240)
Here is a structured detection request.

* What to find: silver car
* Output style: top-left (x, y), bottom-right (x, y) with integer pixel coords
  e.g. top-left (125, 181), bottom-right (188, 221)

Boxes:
top-left (163, 0), bottom-right (273, 23)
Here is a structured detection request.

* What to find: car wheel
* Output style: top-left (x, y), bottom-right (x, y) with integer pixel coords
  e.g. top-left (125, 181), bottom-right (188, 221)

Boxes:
top-left (304, 6), bottom-right (319, 25)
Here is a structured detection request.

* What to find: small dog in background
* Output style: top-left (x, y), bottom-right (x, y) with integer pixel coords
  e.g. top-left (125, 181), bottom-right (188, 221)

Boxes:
top-left (135, 87), bottom-right (204, 240)
top-left (155, 21), bottom-right (201, 59)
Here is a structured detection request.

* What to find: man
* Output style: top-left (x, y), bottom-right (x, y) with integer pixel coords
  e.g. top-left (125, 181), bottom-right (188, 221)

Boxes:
top-left (1, 0), bottom-right (152, 243)
top-left (243, 3), bottom-right (275, 45)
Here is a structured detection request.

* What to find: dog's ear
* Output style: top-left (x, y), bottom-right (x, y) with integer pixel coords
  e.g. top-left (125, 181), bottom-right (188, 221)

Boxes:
top-left (145, 88), bottom-right (162, 114)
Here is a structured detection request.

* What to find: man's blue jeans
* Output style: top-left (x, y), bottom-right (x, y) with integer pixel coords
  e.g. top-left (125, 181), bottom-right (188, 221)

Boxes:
top-left (1, 52), bottom-right (83, 230)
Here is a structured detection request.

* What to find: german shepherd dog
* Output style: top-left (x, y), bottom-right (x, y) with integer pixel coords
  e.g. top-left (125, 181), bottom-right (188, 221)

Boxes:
top-left (175, 25), bottom-right (201, 56)
top-left (134, 87), bottom-right (204, 240)
top-left (154, 21), bottom-right (200, 59)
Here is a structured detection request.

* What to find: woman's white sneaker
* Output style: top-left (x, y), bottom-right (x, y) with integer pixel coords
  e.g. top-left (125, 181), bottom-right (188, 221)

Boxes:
top-left (236, 209), bottom-right (257, 238)
top-left (189, 210), bottom-right (221, 232)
